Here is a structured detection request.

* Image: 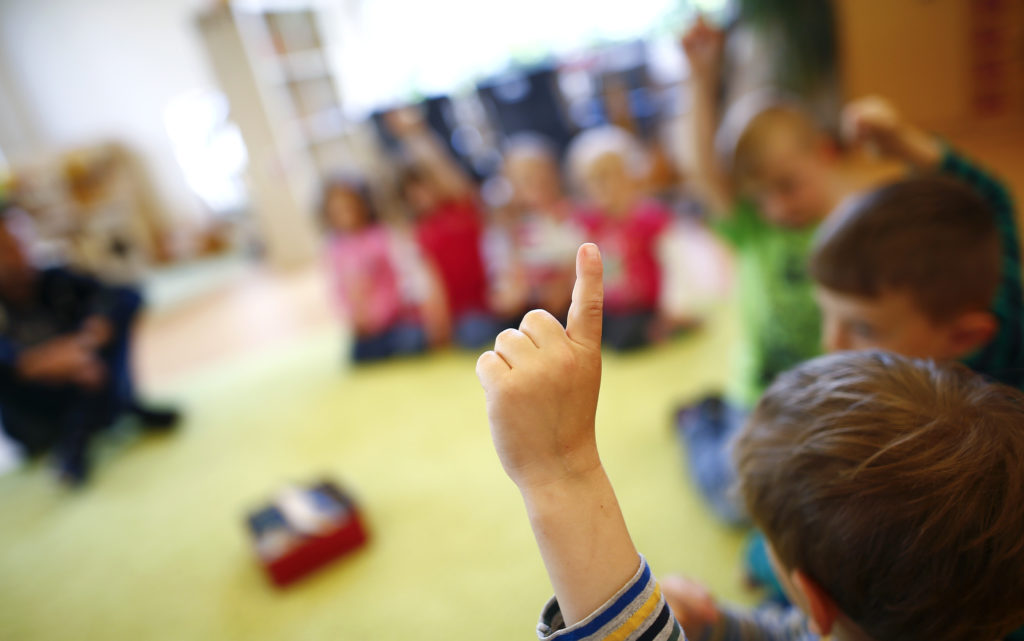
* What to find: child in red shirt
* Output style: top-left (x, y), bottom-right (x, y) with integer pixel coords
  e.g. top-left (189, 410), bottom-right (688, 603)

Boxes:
top-left (387, 107), bottom-right (500, 349)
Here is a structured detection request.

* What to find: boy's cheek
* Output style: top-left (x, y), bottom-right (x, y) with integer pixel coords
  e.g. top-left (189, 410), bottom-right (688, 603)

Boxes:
top-left (819, 313), bottom-right (852, 353)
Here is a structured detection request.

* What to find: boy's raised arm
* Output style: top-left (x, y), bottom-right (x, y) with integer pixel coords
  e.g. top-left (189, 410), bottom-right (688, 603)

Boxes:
top-left (843, 96), bottom-right (1019, 264)
top-left (386, 106), bottom-right (476, 202)
top-left (841, 96), bottom-right (943, 170)
top-left (682, 17), bottom-right (734, 217)
top-left (476, 244), bottom-right (641, 625)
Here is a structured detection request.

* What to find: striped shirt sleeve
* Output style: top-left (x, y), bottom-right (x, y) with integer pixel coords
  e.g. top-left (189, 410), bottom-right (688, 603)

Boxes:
top-left (939, 147), bottom-right (1020, 271)
top-left (537, 556), bottom-right (683, 641)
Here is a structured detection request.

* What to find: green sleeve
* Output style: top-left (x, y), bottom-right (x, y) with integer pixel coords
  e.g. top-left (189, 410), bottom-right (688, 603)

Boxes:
top-left (938, 147), bottom-right (1021, 282)
top-left (940, 147), bottom-right (1024, 388)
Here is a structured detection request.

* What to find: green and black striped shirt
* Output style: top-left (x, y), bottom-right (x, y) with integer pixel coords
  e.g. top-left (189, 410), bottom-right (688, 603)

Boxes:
top-left (942, 149), bottom-right (1024, 390)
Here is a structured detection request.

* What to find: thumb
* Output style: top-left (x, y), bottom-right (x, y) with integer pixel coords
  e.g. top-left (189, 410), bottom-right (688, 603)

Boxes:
top-left (566, 243), bottom-right (603, 350)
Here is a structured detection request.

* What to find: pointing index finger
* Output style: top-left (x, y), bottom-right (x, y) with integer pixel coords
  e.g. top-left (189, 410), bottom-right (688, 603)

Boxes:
top-left (566, 243), bottom-right (604, 350)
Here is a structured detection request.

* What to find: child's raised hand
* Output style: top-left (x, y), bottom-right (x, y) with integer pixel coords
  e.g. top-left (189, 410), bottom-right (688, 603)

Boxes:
top-left (383, 105), bottom-right (427, 138)
top-left (842, 96), bottom-right (943, 168)
top-left (841, 96), bottom-right (903, 154)
top-left (661, 575), bottom-right (720, 639)
top-left (476, 244), bottom-right (604, 492)
top-left (681, 16), bottom-right (725, 84)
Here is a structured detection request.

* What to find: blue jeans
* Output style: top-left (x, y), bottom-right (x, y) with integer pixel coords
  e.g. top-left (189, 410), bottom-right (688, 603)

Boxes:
top-left (675, 396), bottom-right (790, 605)
top-left (675, 395), bottom-right (749, 525)
top-left (603, 311), bottom-right (655, 351)
top-left (453, 313), bottom-right (503, 350)
top-left (352, 324), bottom-right (428, 363)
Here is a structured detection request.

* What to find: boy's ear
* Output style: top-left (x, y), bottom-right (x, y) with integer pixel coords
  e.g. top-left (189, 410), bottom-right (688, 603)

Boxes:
top-left (790, 570), bottom-right (839, 636)
top-left (947, 310), bottom-right (997, 358)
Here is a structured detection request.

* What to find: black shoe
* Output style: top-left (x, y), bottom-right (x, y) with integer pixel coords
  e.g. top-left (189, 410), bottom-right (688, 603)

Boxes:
top-left (129, 403), bottom-right (182, 430)
top-left (56, 449), bottom-right (90, 487)
top-left (673, 394), bottom-right (725, 434)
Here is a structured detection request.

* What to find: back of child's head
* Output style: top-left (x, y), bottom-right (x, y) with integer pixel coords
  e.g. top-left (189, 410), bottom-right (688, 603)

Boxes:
top-left (718, 90), bottom-right (834, 226)
top-left (811, 176), bottom-right (1000, 323)
top-left (503, 133), bottom-right (563, 211)
top-left (735, 350), bottom-right (1024, 641)
top-left (321, 175), bottom-right (378, 234)
top-left (566, 125), bottom-right (648, 216)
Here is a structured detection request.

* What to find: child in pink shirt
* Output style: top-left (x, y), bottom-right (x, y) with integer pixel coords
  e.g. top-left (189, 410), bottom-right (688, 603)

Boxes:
top-left (322, 177), bottom-right (442, 362)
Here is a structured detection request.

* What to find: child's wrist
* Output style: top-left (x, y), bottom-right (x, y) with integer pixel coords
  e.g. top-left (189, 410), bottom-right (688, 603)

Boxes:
top-left (690, 71), bottom-right (717, 92)
top-left (517, 458), bottom-right (607, 508)
top-left (894, 124), bottom-right (943, 168)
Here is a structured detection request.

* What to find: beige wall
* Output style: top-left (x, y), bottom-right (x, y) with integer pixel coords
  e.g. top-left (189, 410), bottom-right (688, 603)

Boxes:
top-left (837, 0), bottom-right (1024, 132)
top-left (0, 45), bottom-right (39, 160)
top-left (836, 0), bottom-right (971, 129)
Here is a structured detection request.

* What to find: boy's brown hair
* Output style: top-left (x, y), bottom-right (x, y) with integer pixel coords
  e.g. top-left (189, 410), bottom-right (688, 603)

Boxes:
top-left (716, 92), bottom-right (824, 182)
top-left (810, 176), bottom-right (1000, 321)
top-left (734, 351), bottom-right (1024, 641)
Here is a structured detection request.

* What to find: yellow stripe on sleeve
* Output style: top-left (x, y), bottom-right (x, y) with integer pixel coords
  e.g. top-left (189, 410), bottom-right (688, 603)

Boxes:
top-left (603, 584), bottom-right (663, 641)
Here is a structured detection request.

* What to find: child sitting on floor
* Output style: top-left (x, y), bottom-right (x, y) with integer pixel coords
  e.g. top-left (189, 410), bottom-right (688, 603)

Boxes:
top-left (489, 134), bottom-right (582, 322)
top-left (387, 107), bottom-right (500, 350)
top-left (475, 244), bottom-right (1024, 641)
top-left (675, 18), bottom-right (900, 524)
top-left (568, 126), bottom-right (673, 351)
top-left (811, 95), bottom-right (1024, 387)
top-left (0, 203), bottom-right (179, 485)
top-left (321, 176), bottom-right (444, 363)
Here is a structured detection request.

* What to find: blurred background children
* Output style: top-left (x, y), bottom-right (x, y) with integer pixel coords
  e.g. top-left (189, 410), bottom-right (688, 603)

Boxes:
top-left (489, 134), bottom-right (582, 322)
top-left (321, 176), bottom-right (445, 363)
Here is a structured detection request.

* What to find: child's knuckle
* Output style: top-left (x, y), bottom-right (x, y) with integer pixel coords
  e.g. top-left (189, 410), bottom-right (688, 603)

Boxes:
top-left (522, 308), bottom-right (552, 327)
top-left (494, 328), bottom-right (517, 349)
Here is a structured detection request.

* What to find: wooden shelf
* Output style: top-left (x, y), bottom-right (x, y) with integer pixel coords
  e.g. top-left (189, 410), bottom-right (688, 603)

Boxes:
top-left (195, 4), bottom-right (336, 267)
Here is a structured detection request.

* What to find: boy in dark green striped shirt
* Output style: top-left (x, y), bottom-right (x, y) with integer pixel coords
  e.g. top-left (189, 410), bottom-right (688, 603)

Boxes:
top-left (810, 96), bottom-right (1024, 391)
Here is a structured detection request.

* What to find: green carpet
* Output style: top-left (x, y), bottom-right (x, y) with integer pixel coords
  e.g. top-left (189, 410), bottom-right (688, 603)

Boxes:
top-left (0, 305), bottom-right (751, 641)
